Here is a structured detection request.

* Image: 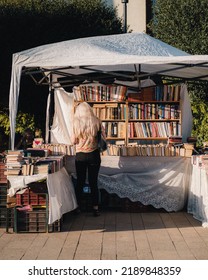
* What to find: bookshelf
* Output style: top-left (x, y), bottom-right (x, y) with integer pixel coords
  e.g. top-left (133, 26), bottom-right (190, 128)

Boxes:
top-left (73, 83), bottom-right (182, 147)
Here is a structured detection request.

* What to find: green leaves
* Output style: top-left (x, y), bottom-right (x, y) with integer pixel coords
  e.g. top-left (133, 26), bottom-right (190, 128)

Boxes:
top-left (149, 0), bottom-right (208, 55)
top-left (15, 112), bottom-right (35, 135)
top-left (0, 109), bottom-right (35, 136)
top-left (149, 0), bottom-right (208, 146)
top-left (0, 111), bottom-right (10, 135)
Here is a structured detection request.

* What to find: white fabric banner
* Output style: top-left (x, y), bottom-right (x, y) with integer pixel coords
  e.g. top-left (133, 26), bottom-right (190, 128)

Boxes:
top-left (47, 167), bottom-right (77, 224)
top-left (50, 88), bottom-right (74, 145)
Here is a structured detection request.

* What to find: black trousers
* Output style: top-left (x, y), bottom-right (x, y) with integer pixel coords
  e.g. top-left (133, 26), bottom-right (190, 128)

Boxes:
top-left (75, 149), bottom-right (101, 208)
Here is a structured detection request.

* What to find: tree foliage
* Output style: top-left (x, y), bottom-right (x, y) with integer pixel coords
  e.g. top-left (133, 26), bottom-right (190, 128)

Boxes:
top-left (0, 109), bottom-right (35, 136)
top-left (149, 0), bottom-right (208, 54)
top-left (0, 0), bottom-right (122, 76)
top-left (0, 107), bottom-right (35, 150)
top-left (187, 83), bottom-right (208, 146)
top-left (0, 0), bottom-right (122, 52)
top-left (149, 0), bottom-right (208, 145)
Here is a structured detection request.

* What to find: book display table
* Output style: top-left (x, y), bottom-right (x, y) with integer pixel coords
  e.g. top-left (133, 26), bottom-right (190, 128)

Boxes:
top-left (187, 156), bottom-right (208, 227)
top-left (66, 155), bottom-right (191, 212)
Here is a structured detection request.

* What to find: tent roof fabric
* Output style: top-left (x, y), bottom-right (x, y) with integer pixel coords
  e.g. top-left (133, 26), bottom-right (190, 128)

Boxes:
top-left (15, 32), bottom-right (191, 67)
top-left (9, 32), bottom-right (208, 149)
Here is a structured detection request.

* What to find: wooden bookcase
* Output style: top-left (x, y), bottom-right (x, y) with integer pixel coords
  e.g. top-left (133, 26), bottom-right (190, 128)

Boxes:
top-left (73, 83), bottom-right (182, 146)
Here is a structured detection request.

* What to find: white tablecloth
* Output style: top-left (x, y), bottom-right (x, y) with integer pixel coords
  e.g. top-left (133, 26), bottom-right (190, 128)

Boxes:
top-left (187, 164), bottom-right (208, 227)
top-left (47, 167), bottom-right (77, 224)
top-left (66, 155), bottom-right (191, 212)
top-left (7, 167), bottom-right (77, 224)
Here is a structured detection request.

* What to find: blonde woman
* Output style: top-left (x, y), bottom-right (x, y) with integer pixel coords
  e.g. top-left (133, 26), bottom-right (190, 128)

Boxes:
top-left (72, 102), bottom-right (105, 216)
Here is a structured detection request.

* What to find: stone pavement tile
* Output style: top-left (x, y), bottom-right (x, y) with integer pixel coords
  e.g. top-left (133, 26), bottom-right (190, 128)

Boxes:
top-left (170, 212), bottom-right (208, 260)
top-left (185, 212), bottom-right (208, 245)
top-left (101, 212), bottom-right (116, 260)
top-left (73, 213), bottom-right (104, 260)
top-left (116, 212), bottom-right (137, 260)
top-left (160, 213), bottom-right (195, 259)
top-left (58, 231), bottom-right (81, 260)
top-left (0, 211), bottom-right (207, 260)
top-left (36, 232), bottom-right (68, 260)
top-left (21, 234), bottom-right (50, 260)
top-left (142, 213), bottom-right (179, 260)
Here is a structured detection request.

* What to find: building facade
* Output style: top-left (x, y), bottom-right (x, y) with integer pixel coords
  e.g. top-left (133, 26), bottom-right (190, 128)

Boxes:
top-left (105, 0), bottom-right (148, 33)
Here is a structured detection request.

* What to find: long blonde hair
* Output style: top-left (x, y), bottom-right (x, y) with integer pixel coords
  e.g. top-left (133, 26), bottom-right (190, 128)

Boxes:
top-left (73, 102), bottom-right (100, 140)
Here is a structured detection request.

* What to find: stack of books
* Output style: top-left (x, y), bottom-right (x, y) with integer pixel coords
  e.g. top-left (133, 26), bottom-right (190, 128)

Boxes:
top-left (22, 162), bottom-right (34, 176)
top-left (20, 156), bottom-right (65, 176)
top-left (38, 143), bottom-right (76, 156)
top-left (5, 150), bottom-right (24, 176)
top-left (33, 163), bottom-right (49, 175)
top-left (33, 157), bottom-right (64, 174)
top-left (105, 143), bottom-right (189, 157)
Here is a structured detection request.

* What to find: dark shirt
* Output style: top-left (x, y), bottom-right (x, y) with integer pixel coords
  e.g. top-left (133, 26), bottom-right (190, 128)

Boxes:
top-left (15, 136), bottom-right (33, 150)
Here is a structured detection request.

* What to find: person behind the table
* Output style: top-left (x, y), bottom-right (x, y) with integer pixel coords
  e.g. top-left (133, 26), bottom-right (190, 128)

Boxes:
top-left (15, 128), bottom-right (34, 150)
top-left (72, 102), bottom-right (106, 217)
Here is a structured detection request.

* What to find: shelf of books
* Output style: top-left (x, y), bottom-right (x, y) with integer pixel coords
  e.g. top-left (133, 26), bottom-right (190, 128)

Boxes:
top-left (74, 84), bottom-right (128, 142)
top-left (73, 82), bottom-right (193, 157)
top-left (74, 84), bottom-right (180, 133)
top-left (127, 83), bottom-right (181, 144)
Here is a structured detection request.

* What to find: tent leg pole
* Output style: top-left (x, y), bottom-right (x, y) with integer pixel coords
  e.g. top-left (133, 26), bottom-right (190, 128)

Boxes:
top-left (48, 73), bottom-right (54, 144)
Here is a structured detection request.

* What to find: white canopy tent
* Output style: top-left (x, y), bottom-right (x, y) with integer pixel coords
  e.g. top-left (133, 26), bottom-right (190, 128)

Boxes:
top-left (9, 32), bottom-right (208, 149)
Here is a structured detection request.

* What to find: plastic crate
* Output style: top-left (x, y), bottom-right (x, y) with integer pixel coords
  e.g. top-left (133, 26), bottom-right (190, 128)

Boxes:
top-left (0, 206), bottom-right (14, 228)
top-left (15, 209), bottom-right (48, 233)
top-left (0, 185), bottom-right (7, 206)
top-left (48, 219), bottom-right (62, 233)
top-left (14, 208), bottom-right (62, 233)
top-left (16, 188), bottom-right (48, 206)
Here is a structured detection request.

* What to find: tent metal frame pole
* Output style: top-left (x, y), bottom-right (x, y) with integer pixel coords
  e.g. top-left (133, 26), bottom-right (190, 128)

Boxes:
top-left (27, 70), bottom-right (208, 89)
top-left (134, 64), bottom-right (141, 91)
top-left (22, 62), bottom-right (208, 77)
top-left (28, 73), bottom-right (50, 85)
top-left (80, 66), bottom-right (135, 80)
top-left (48, 73), bottom-right (54, 144)
top-left (23, 61), bottom-right (208, 88)
top-left (28, 71), bottom-right (208, 87)
top-left (80, 62), bottom-right (208, 81)
top-left (22, 66), bottom-right (75, 75)
top-left (134, 62), bottom-right (208, 79)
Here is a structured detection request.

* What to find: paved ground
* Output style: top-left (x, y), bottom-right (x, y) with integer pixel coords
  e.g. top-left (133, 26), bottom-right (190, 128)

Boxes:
top-left (0, 210), bottom-right (208, 260)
